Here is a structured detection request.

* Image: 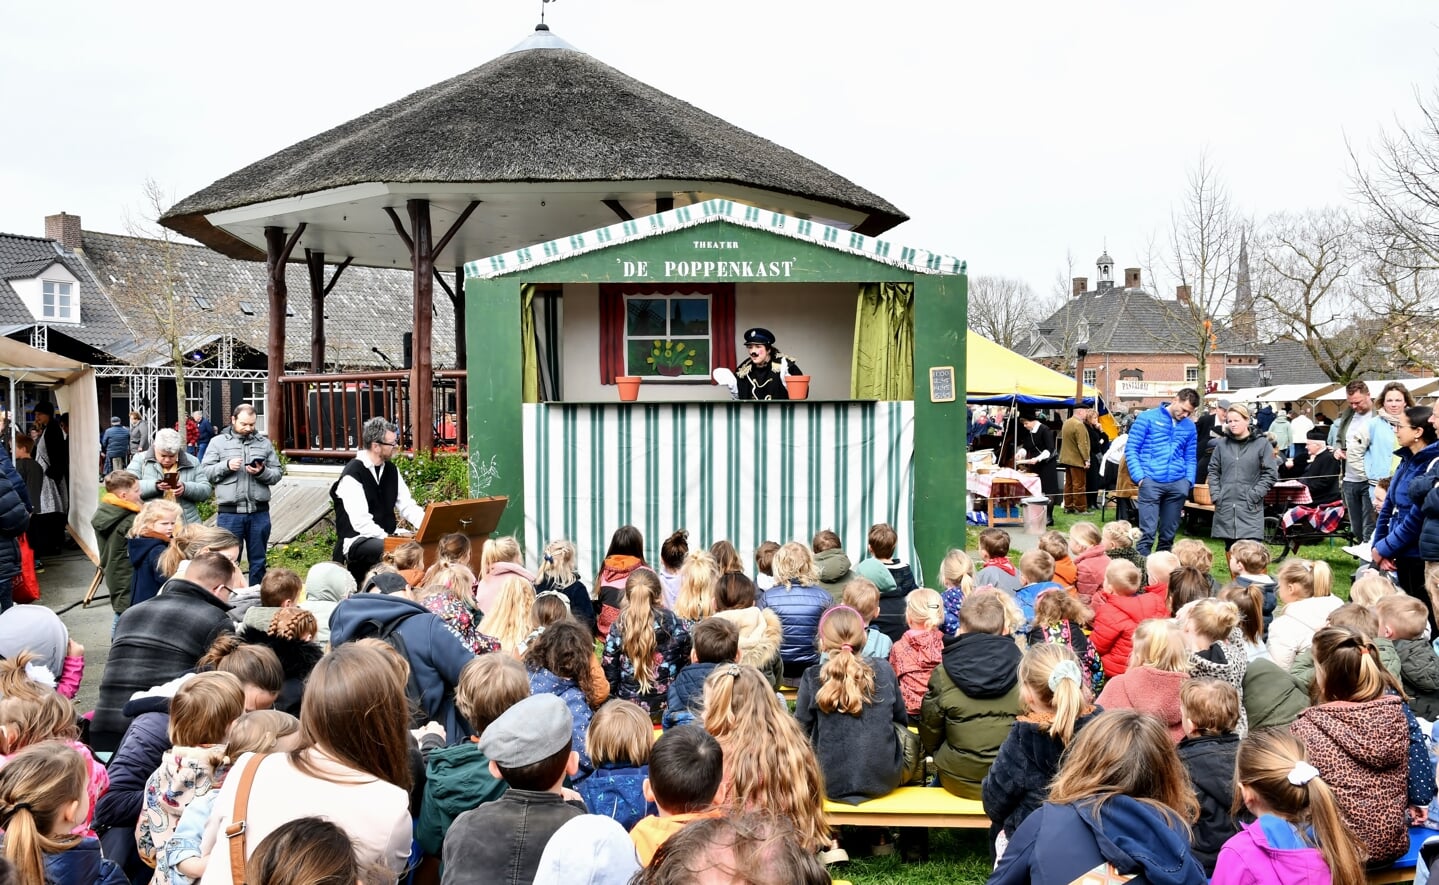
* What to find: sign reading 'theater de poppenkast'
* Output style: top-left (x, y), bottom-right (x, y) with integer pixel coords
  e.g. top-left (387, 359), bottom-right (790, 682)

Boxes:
top-left (618, 240), bottom-right (798, 279)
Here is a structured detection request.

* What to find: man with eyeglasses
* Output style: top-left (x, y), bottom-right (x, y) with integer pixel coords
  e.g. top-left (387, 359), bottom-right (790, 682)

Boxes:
top-left (331, 416), bottom-right (426, 585)
top-left (1126, 388), bottom-right (1200, 555)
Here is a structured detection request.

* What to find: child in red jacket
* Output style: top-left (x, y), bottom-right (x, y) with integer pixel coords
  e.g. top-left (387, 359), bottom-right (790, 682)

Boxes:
top-left (1090, 559), bottom-right (1169, 678)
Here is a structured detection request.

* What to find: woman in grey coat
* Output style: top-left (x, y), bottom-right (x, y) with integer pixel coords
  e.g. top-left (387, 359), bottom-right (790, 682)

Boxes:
top-left (126, 428), bottom-right (212, 525)
top-left (1208, 403), bottom-right (1278, 549)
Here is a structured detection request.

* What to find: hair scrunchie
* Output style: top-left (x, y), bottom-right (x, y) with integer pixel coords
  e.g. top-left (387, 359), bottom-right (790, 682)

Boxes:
top-left (1047, 659), bottom-right (1083, 692)
top-left (534, 589), bottom-right (572, 611)
top-left (1288, 761), bottom-right (1320, 786)
top-left (0, 802), bottom-right (33, 826)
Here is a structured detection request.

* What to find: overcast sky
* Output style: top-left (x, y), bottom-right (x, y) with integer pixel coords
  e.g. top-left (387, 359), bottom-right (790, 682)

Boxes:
top-left (2, 1), bottom-right (1437, 298)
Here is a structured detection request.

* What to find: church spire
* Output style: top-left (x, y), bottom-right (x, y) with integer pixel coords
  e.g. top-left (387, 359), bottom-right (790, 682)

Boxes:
top-left (1232, 230), bottom-right (1256, 344)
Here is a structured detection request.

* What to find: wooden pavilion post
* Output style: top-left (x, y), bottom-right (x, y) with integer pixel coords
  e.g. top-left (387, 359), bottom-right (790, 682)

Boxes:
top-left (305, 249), bottom-right (353, 373)
top-left (263, 224), bottom-right (305, 446)
top-left (386, 200), bottom-right (480, 452)
top-left (453, 266), bottom-right (466, 370)
top-left (409, 200), bottom-right (435, 452)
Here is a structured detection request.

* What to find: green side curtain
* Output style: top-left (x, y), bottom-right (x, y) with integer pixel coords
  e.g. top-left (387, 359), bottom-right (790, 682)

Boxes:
top-left (521, 283), bottom-right (539, 403)
top-left (850, 282), bottom-right (914, 400)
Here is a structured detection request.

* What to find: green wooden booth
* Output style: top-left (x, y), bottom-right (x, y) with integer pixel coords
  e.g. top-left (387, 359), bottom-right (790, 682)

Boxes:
top-left (464, 199), bottom-right (967, 579)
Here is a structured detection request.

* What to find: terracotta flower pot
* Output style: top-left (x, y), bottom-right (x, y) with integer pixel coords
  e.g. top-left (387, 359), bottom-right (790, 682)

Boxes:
top-left (615, 376), bottom-right (642, 401)
top-left (786, 375), bottom-right (812, 400)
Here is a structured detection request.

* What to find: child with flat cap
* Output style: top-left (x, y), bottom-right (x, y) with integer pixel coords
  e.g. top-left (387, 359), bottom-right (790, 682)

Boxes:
top-left (441, 694), bottom-right (587, 885)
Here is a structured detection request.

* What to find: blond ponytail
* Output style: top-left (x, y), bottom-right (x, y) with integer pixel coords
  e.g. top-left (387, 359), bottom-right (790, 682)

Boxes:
top-left (1018, 643), bottom-right (1088, 744)
top-left (814, 607), bottom-right (876, 715)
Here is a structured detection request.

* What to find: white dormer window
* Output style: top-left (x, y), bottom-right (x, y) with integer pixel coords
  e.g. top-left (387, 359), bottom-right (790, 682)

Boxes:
top-left (42, 280), bottom-right (74, 321)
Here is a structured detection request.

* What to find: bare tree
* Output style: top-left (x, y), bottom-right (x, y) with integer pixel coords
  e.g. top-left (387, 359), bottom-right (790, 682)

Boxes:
top-left (1020, 251), bottom-right (1087, 371)
top-left (968, 275), bottom-right (1040, 350)
top-left (109, 178), bottom-right (223, 423)
top-left (1351, 84), bottom-right (1439, 273)
top-left (1252, 207), bottom-right (1382, 382)
top-left (1152, 155), bottom-right (1245, 384)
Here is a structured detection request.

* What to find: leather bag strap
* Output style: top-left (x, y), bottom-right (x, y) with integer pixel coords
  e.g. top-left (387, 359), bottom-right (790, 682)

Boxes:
top-left (223, 753), bottom-right (269, 884)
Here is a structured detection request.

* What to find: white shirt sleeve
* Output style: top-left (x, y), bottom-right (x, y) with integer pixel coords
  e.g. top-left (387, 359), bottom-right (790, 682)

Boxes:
top-left (395, 470), bottom-right (425, 528)
top-left (336, 474), bottom-right (383, 554)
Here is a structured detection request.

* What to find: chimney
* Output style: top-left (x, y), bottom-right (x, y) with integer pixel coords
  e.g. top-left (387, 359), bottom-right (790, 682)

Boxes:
top-left (1071, 277), bottom-right (1089, 297)
top-left (44, 213), bottom-right (82, 252)
top-left (1124, 267), bottom-right (1141, 288)
top-left (1176, 284), bottom-right (1191, 305)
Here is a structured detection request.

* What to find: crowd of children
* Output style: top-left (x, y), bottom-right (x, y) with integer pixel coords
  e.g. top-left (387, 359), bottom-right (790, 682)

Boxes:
top-left (13, 497), bottom-right (1439, 884)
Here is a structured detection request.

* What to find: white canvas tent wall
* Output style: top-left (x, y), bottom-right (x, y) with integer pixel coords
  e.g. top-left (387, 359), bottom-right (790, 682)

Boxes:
top-left (0, 338), bottom-right (99, 559)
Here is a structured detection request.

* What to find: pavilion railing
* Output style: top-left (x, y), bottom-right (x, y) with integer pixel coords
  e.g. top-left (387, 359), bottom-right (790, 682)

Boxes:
top-left (277, 370), bottom-right (467, 459)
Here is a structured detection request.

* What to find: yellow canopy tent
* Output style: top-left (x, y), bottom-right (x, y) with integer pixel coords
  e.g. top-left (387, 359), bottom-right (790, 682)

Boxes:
top-left (965, 331), bottom-right (1099, 405)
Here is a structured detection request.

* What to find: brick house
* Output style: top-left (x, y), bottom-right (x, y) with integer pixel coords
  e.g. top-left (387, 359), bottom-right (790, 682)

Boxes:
top-left (0, 212), bottom-right (447, 431)
top-left (1025, 250), bottom-right (1324, 411)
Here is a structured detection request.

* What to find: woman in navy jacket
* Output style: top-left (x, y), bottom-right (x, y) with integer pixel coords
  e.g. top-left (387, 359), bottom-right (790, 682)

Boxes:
top-left (1377, 405), bottom-right (1439, 628)
top-left (990, 709), bottom-right (1208, 885)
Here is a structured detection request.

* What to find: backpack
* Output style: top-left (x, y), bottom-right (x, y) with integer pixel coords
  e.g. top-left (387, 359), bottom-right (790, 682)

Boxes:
top-left (347, 612), bottom-right (430, 727)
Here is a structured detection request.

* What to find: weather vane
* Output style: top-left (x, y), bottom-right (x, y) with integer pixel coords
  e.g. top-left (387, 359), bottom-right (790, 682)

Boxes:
top-left (541, 0), bottom-right (556, 24)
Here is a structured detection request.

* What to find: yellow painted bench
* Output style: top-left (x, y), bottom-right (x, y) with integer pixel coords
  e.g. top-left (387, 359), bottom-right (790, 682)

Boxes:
top-left (824, 787), bottom-right (989, 829)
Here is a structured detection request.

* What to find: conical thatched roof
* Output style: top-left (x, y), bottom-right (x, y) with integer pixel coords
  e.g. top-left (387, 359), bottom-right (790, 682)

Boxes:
top-left (162, 29), bottom-right (906, 259)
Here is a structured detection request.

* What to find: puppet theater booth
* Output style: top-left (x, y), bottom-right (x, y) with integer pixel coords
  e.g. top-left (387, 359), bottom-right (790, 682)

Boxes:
top-left (465, 200), bottom-right (967, 579)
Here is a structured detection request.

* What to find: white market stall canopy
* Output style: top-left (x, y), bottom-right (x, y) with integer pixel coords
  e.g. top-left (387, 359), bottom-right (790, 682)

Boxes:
top-left (1316, 378), bottom-right (1439, 401)
top-left (1212, 386), bottom-right (1274, 402)
top-left (0, 337), bottom-right (99, 559)
top-left (1260, 382), bottom-right (1340, 403)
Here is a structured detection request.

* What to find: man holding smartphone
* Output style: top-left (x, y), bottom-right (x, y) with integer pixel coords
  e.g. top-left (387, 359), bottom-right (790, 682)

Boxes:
top-left (201, 404), bottom-right (283, 585)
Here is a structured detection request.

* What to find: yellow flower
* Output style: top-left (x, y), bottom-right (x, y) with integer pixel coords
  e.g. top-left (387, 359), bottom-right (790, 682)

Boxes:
top-left (683, 359), bottom-right (694, 367)
top-left (646, 357), bottom-right (655, 364)
top-left (674, 342), bottom-right (686, 353)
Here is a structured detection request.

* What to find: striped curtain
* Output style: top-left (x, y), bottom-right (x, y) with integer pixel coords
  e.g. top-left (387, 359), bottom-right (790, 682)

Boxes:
top-left (522, 401), bottom-right (918, 582)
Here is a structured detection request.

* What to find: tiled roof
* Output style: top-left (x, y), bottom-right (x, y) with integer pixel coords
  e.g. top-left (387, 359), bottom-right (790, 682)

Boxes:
top-left (0, 234), bottom-right (134, 354)
top-left (0, 258), bottom-right (60, 280)
top-left (1259, 339), bottom-right (1334, 386)
top-left (1035, 287), bottom-right (1255, 356)
top-left (1226, 365), bottom-right (1262, 389)
top-left (79, 231), bottom-right (455, 369)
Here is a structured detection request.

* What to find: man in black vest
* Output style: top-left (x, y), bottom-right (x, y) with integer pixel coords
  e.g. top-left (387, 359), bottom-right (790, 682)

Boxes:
top-left (331, 417), bottom-right (426, 585)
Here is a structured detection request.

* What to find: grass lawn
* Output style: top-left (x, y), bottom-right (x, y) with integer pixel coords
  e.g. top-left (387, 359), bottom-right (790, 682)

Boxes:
top-left (841, 829), bottom-right (992, 885)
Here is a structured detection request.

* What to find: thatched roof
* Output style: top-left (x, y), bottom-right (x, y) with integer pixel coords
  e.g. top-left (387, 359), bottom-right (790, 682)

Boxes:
top-left (162, 28), bottom-right (906, 260)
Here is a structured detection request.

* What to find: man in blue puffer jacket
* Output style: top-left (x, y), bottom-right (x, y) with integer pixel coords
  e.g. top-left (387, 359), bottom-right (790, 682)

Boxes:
top-left (1126, 388), bottom-right (1200, 555)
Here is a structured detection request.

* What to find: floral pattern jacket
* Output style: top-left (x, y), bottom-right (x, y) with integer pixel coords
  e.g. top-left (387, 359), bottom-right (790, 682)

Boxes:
top-left (601, 609), bottom-right (693, 717)
top-left (423, 591), bottom-right (502, 655)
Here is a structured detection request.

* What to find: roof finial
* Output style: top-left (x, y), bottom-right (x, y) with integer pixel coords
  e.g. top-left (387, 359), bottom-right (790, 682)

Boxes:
top-left (540, 0), bottom-right (555, 26)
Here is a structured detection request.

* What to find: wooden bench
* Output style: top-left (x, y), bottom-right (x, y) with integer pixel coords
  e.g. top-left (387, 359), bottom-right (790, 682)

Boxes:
top-left (824, 787), bottom-right (989, 829)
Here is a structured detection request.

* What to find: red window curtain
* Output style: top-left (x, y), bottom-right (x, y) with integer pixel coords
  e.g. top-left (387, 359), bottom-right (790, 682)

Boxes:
top-left (598, 284), bottom-right (735, 384)
top-left (598, 286), bottom-right (625, 384)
